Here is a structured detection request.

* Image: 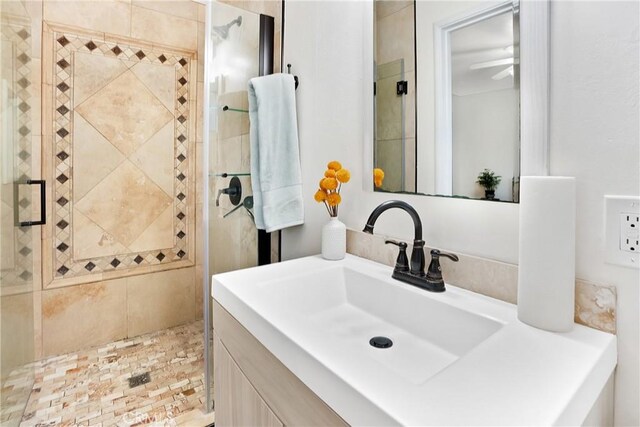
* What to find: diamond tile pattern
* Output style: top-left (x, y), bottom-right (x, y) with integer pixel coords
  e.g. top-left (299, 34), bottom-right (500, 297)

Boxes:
top-left (48, 29), bottom-right (194, 281)
top-left (0, 20), bottom-right (34, 287)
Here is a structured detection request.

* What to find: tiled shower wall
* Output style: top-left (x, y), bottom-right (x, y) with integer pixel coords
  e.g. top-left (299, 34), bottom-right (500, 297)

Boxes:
top-left (375, 0), bottom-right (416, 192)
top-left (30, 0), bottom-right (206, 358)
top-left (209, 0), bottom-right (282, 274)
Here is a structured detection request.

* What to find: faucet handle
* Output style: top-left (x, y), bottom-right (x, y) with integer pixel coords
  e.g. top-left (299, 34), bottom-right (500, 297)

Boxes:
top-left (431, 249), bottom-right (459, 262)
top-left (385, 240), bottom-right (410, 272)
top-left (425, 249), bottom-right (458, 292)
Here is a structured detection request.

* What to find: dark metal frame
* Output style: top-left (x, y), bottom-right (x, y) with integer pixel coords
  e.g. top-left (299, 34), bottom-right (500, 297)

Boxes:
top-left (258, 13), bottom-right (276, 266)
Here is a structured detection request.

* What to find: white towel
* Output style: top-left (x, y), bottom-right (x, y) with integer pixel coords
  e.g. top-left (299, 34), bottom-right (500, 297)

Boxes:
top-left (248, 74), bottom-right (304, 232)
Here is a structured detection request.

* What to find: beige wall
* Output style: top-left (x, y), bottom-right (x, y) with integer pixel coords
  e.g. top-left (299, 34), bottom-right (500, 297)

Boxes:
top-left (20, 0), bottom-right (207, 358)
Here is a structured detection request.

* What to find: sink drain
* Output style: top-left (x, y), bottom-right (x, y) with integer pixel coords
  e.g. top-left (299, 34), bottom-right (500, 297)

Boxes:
top-left (369, 336), bottom-right (393, 349)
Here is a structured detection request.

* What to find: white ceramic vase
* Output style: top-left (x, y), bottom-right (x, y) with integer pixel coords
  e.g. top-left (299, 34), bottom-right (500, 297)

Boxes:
top-left (321, 217), bottom-right (346, 260)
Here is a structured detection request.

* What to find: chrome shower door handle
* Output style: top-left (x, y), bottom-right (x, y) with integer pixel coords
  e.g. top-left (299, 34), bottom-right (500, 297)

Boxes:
top-left (17, 179), bottom-right (46, 226)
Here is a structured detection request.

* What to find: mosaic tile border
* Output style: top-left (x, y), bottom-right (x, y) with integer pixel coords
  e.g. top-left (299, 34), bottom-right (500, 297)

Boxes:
top-left (47, 27), bottom-right (195, 285)
top-left (0, 16), bottom-right (34, 289)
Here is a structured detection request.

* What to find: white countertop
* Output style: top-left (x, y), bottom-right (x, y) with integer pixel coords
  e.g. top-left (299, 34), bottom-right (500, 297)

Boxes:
top-left (212, 254), bottom-right (617, 426)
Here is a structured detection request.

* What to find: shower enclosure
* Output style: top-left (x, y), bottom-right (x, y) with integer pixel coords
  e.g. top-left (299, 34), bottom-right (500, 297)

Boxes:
top-left (202, 0), bottom-right (283, 411)
top-left (1, 1), bottom-right (38, 424)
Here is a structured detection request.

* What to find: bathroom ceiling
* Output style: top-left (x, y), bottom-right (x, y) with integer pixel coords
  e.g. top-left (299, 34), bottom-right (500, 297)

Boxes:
top-left (451, 11), bottom-right (516, 96)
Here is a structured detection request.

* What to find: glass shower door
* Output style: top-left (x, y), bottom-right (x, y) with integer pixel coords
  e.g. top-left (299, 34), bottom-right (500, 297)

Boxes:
top-left (0, 1), bottom-right (40, 423)
top-left (203, 0), bottom-right (282, 412)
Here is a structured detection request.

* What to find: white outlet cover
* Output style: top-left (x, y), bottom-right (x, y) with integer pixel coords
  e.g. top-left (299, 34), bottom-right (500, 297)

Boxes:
top-left (605, 195), bottom-right (640, 268)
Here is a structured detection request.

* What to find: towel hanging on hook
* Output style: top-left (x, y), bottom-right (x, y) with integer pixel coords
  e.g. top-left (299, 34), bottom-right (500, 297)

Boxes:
top-left (286, 63), bottom-right (299, 90)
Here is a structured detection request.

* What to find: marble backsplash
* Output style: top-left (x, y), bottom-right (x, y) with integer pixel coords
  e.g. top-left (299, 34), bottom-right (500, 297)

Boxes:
top-left (346, 229), bottom-right (616, 334)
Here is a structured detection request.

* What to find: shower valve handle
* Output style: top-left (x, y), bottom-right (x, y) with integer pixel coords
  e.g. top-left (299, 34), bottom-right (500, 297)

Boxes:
top-left (215, 176), bottom-right (242, 207)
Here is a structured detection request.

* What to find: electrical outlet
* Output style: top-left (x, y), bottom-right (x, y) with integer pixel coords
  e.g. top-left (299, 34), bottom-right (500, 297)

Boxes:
top-left (605, 196), bottom-right (640, 268)
top-left (620, 213), bottom-right (640, 253)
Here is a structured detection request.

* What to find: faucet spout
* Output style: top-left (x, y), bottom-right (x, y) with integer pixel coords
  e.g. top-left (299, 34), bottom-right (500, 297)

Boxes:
top-left (362, 200), bottom-right (425, 276)
top-left (362, 200), bottom-right (423, 241)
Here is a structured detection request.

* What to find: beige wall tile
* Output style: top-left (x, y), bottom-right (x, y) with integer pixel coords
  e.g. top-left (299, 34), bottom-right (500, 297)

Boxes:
top-left (72, 113), bottom-right (126, 201)
top-left (404, 137), bottom-right (416, 192)
top-left (217, 136), bottom-right (243, 176)
top-left (195, 143), bottom-right (204, 205)
top-left (444, 250), bottom-right (518, 304)
top-left (196, 82), bottom-right (204, 142)
top-left (130, 61), bottom-right (177, 112)
top-left (375, 139), bottom-right (403, 191)
top-left (33, 290), bottom-right (42, 360)
top-left (376, 3), bottom-right (414, 72)
top-left (210, 205), bottom-right (257, 274)
top-left (75, 70), bottom-right (173, 157)
top-left (72, 209), bottom-right (129, 260)
top-left (131, 6), bottom-right (198, 50)
top-left (1, 292), bottom-right (35, 379)
top-left (129, 121), bottom-right (175, 196)
top-left (575, 280), bottom-right (617, 334)
top-left (127, 267), bottom-right (195, 336)
top-left (240, 133), bottom-right (250, 171)
top-left (217, 91), bottom-right (250, 140)
top-left (127, 205), bottom-right (175, 253)
top-left (195, 202), bottom-right (205, 267)
top-left (195, 265), bottom-right (204, 320)
top-left (43, 0), bottom-right (131, 37)
top-left (376, 1), bottom-right (412, 20)
top-left (75, 160), bottom-right (172, 248)
top-left (197, 20), bottom-right (204, 60)
top-left (73, 52), bottom-right (130, 107)
top-left (197, 2), bottom-right (206, 23)
top-left (132, 0), bottom-right (199, 21)
top-left (23, 0), bottom-right (43, 59)
top-left (405, 70), bottom-right (415, 138)
top-left (30, 59), bottom-right (42, 137)
top-left (42, 279), bottom-right (127, 356)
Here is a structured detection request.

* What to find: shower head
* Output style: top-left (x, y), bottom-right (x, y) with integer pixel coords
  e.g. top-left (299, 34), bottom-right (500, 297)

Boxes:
top-left (212, 16), bottom-right (242, 40)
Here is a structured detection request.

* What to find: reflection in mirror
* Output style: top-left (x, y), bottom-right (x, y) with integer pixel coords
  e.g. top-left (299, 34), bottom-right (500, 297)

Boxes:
top-left (374, 1), bottom-right (416, 193)
top-left (373, 1), bottom-right (521, 203)
top-left (448, 4), bottom-right (520, 202)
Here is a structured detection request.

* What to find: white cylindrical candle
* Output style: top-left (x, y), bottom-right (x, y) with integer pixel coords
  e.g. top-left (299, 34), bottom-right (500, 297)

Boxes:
top-left (517, 176), bottom-right (576, 332)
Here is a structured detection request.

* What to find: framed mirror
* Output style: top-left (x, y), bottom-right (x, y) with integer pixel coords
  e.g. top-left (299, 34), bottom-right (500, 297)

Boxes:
top-left (371, 0), bottom-right (549, 203)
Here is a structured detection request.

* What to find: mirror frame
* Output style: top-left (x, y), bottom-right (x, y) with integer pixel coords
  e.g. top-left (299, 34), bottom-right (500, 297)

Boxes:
top-left (363, 0), bottom-right (550, 194)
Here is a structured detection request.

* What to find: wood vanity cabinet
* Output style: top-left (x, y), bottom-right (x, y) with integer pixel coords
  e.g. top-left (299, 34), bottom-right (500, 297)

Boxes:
top-left (213, 301), bottom-right (349, 427)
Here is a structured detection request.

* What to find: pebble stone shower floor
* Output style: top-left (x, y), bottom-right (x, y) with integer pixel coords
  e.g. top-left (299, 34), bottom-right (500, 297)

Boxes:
top-left (4, 320), bottom-right (214, 426)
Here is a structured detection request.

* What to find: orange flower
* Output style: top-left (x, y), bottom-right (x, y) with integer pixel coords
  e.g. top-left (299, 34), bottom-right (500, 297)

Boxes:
top-left (326, 192), bottom-right (341, 207)
top-left (327, 160), bottom-right (342, 171)
top-left (373, 168), bottom-right (385, 180)
top-left (324, 169), bottom-right (336, 178)
top-left (322, 177), bottom-right (338, 191)
top-left (374, 179), bottom-right (383, 188)
top-left (336, 168), bottom-right (350, 183)
top-left (314, 189), bottom-right (327, 202)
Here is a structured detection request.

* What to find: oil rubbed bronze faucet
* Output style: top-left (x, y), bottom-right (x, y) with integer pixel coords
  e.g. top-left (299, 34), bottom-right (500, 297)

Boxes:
top-left (363, 200), bottom-right (458, 292)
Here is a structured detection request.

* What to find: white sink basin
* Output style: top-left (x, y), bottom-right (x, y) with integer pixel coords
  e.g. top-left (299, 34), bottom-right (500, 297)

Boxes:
top-left (213, 254), bottom-right (617, 426)
top-left (256, 266), bottom-right (502, 385)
